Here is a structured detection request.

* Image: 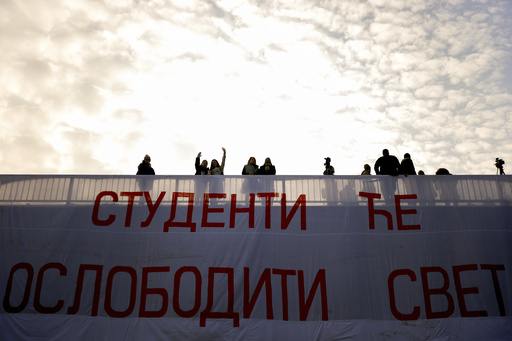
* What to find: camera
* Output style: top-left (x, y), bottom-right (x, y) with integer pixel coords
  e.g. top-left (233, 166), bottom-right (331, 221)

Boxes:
top-left (495, 158), bottom-right (505, 175)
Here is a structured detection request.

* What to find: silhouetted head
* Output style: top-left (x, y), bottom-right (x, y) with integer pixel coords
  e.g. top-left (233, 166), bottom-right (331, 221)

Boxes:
top-left (383, 149), bottom-right (389, 156)
top-left (435, 168), bottom-right (451, 175)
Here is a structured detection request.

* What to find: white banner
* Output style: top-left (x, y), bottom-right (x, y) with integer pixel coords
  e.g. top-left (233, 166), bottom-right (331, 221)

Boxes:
top-left (1, 175), bottom-right (511, 340)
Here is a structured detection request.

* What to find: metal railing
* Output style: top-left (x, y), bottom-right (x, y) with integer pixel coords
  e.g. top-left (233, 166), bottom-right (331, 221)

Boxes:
top-left (0, 175), bottom-right (511, 206)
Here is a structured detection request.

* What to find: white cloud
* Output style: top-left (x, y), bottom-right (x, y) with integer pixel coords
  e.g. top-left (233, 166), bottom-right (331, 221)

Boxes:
top-left (414, 85), bottom-right (445, 99)
top-left (0, 0), bottom-right (511, 177)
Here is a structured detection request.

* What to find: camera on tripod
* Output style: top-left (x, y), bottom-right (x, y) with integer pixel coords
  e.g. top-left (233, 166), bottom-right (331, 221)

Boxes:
top-left (495, 158), bottom-right (505, 175)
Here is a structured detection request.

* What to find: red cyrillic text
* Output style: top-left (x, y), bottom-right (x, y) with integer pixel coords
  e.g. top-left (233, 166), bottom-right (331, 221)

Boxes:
top-left (359, 192), bottom-right (420, 230)
top-left (388, 263), bottom-right (506, 320)
top-left (3, 263), bottom-right (328, 326)
top-left (92, 191), bottom-right (307, 231)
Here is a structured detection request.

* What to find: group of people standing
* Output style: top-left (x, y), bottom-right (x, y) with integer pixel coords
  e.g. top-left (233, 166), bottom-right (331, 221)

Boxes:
top-left (196, 149), bottom-right (276, 175)
top-left (136, 148), bottom-right (446, 176)
top-left (364, 149), bottom-right (450, 176)
top-left (368, 149), bottom-right (418, 176)
top-left (136, 148), bottom-right (276, 176)
top-left (194, 148), bottom-right (276, 175)
top-left (195, 148), bottom-right (227, 175)
top-left (241, 156), bottom-right (276, 175)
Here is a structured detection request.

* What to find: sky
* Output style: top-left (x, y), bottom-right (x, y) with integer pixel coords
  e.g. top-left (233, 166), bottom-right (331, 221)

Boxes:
top-left (1, 0), bottom-right (511, 176)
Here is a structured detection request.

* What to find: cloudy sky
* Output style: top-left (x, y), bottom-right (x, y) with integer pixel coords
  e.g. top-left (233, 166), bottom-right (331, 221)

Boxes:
top-left (1, 0), bottom-right (511, 176)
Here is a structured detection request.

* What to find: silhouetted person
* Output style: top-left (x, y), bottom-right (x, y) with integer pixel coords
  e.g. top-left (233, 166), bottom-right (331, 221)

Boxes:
top-left (434, 168), bottom-right (458, 204)
top-left (401, 154), bottom-right (417, 195)
top-left (361, 164), bottom-right (371, 175)
top-left (360, 164), bottom-right (376, 193)
top-left (257, 157), bottom-right (276, 175)
top-left (241, 157), bottom-right (259, 201)
top-left (195, 152), bottom-right (209, 175)
top-left (210, 148), bottom-right (226, 175)
top-left (374, 149), bottom-right (400, 203)
top-left (323, 166), bottom-right (335, 175)
top-left (136, 154), bottom-right (155, 195)
top-left (374, 149), bottom-right (400, 175)
top-left (400, 153), bottom-right (417, 175)
top-left (137, 154), bottom-right (155, 175)
top-left (435, 168), bottom-right (451, 175)
top-left (242, 157), bottom-right (259, 175)
top-left (323, 157), bottom-right (334, 175)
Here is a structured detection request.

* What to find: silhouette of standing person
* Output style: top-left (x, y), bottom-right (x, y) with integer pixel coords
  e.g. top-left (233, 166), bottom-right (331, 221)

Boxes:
top-left (374, 149), bottom-right (400, 203)
top-left (374, 149), bottom-right (400, 175)
top-left (257, 157), bottom-right (276, 193)
top-left (400, 153), bottom-right (417, 195)
top-left (257, 157), bottom-right (276, 175)
top-left (241, 157), bottom-right (259, 201)
top-left (210, 148), bottom-right (226, 175)
top-left (400, 153), bottom-right (417, 175)
top-left (360, 164), bottom-right (376, 194)
top-left (136, 154), bottom-right (155, 195)
top-left (195, 152), bottom-right (209, 175)
top-left (209, 148), bottom-right (227, 194)
top-left (361, 164), bottom-right (371, 175)
top-left (242, 157), bottom-right (259, 175)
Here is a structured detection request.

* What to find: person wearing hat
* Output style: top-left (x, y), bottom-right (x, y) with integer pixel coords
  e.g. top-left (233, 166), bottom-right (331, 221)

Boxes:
top-left (257, 157), bottom-right (276, 175)
top-left (137, 154), bottom-right (155, 175)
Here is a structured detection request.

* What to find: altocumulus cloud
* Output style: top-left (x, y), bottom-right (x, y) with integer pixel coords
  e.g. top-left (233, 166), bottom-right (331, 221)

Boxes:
top-left (0, 0), bottom-right (511, 175)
